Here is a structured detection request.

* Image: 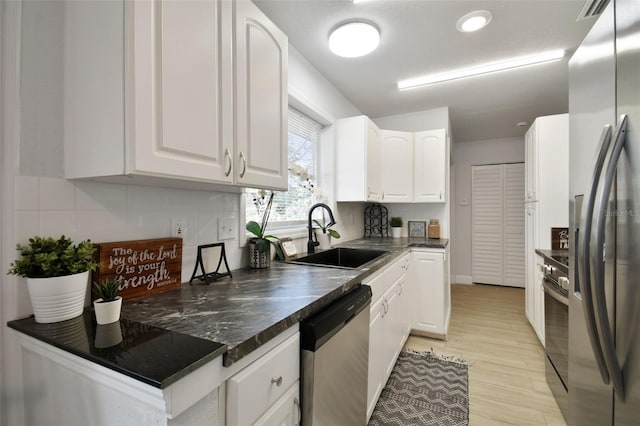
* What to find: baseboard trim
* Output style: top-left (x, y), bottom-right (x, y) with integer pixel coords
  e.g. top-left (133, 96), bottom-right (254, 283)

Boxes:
top-left (454, 275), bottom-right (473, 285)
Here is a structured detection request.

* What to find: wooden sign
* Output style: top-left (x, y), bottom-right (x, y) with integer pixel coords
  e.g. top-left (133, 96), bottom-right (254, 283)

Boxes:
top-left (551, 227), bottom-right (569, 250)
top-left (92, 238), bottom-right (183, 300)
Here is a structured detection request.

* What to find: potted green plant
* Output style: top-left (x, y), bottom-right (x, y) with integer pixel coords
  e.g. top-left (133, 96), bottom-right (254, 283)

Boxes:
top-left (8, 235), bottom-right (98, 323)
top-left (389, 217), bottom-right (403, 238)
top-left (246, 221), bottom-right (283, 268)
top-left (246, 192), bottom-right (283, 268)
top-left (93, 278), bottom-right (123, 325)
top-left (313, 218), bottom-right (341, 249)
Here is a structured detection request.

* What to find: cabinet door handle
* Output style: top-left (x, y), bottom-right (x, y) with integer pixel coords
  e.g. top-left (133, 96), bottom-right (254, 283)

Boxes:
top-left (224, 148), bottom-right (232, 177)
top-left (439, 192), bottom-right (442, 200)
top-left (239, 152), bottom-right (247, 178)
top-left (382, 191), bottom-right (385, 200)
top-left (271, 376), bottom-right (283, 387)
top-left (367, 187), bottom-right (372, 199)
top-left (294, 397), bottom-right (301, 425)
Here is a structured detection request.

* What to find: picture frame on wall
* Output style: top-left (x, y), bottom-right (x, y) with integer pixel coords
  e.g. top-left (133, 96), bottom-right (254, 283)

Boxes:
top-left (408, 221), bottom-right (427, 238)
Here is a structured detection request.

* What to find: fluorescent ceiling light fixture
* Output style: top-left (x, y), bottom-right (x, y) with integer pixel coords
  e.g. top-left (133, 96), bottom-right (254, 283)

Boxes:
top-left (457, 10), bottom-right (492, 33)
top-left (397, 49), bottom-right (566, 89)
top-left (329, 21), bottom-right (380, 58)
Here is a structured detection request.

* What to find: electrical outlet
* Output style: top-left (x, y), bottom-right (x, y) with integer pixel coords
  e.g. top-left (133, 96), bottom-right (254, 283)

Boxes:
top-left (218, 218), bottom-right (236, 241)
top-left (171, 218), bottom-right (187, 240)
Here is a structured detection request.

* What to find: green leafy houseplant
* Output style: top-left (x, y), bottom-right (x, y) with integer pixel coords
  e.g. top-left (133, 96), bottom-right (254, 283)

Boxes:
top-left (313, 219), bottom-right (341, 239)
top-left (246, 220), bottom-right (284, 258)
top-left (389, 217), bottom-right (403, 228)
top-left (8, 235), bottom-right (98, 278)
top-left (94, 278), bottom-right (121, 303)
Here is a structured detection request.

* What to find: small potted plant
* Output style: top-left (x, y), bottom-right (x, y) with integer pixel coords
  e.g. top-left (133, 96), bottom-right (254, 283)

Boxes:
top-left (313, 218), bottom-right (341, 249)
top-left (93, 278), bottom-right (123, 325)
top-left (7, 235), bottom-right (98, 323)
top-left (246, 192), bottom-right (283, 268)
top-left (390, 217), bottom-right (403, 238)
top-left (246, 221), bottom-right (283, 268)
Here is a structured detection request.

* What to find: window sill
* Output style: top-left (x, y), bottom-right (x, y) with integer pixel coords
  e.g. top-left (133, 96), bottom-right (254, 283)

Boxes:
top-left (241, 227), bottom-right (309, 247)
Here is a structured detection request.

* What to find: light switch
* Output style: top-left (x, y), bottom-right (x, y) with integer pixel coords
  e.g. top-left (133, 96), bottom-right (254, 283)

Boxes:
top-left (218, 218), bottom-right (236, 240)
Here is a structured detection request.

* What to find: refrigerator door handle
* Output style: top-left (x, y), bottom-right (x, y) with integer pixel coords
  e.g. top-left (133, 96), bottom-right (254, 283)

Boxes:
top-left (578, 124), bottom-right (613, 384)
top-left (592, 114), bottom-right (628, 401)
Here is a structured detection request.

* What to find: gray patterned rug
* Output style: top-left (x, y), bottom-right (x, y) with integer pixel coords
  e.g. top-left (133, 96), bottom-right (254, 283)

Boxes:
top-left (368, 350), bottom-right (470, 426)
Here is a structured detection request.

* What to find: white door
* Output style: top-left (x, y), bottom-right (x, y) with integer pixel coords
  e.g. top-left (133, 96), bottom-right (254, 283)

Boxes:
top-left (366, 122), bottom-right (382, 202)
top-left (412, 251), bottom-right (445, 335)
top-left (414, 129), bottom-right (446, 202)
top-left (367, 296), bottom-right (385, 420)
top-left (472, 163), bottom-right (525, 288)
top-left (235, 0), bottom-right (288, 190)
top-left (471, 165), bottom-right (505, 285)
top-left (132, 0), bottom-right (233, 182)
top-left (380, 130), bottom-right (413, 202)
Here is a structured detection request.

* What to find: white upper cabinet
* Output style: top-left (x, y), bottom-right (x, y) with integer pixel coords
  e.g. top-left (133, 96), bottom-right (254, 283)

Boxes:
top-left (234, 0), bottom-right (288, 190)
top-left (414, 129), bottom-right (447, 203)
top-left (64, 0), bottom-right (287, 191)
top-left (336, 116), bottom-right (382, 202)
top-left (380, 130), bottom-right (413, 203)
top-left (130, 0), bottom-right (233, 183)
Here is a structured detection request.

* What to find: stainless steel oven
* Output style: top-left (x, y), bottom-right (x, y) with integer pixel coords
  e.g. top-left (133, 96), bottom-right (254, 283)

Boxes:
top-left (543, 254), bottom-right (569, 419)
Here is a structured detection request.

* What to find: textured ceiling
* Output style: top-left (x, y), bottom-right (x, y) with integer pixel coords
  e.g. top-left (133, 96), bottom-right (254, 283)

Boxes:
top-left (253, 0), bottom-right (596, 142)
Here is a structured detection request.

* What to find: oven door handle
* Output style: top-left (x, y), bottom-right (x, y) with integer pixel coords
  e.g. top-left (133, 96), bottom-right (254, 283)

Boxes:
top-left (578, 124), bottom-right (612, 384)
top-left (591, 114), bottom-right (627, 401)
top-left (543, 278), bottom-right (569, 306)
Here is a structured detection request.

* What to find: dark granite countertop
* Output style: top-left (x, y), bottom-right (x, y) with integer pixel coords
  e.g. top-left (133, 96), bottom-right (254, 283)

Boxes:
top-left (7, 311), bottom-right (226, 389)
top-left (7, 236), bottom-right (448, 387)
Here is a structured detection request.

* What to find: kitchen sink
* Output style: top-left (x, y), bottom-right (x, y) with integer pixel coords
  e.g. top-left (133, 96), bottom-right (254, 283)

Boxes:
top-left (288, 247), bottom-right (387, 269)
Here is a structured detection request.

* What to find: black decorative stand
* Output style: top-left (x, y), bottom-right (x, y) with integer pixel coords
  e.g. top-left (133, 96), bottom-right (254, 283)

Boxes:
top-left (364, 204), bottom-right (389, 237)
top-left (189, 243), bottom-right (232, 285)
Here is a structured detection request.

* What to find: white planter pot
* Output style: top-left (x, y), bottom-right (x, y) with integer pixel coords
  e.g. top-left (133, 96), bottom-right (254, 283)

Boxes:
top-left (93, 297), bottom-right (123, 325)
top-left (391, 227), bottom-right (402, 238)
top-left (317, 232), bottom-right (331, 250)
top-left (26, 271), bottom-right (90, 324)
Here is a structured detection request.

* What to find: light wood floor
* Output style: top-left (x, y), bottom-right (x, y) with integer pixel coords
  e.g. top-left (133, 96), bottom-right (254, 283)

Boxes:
top-left (404, 284), bottom-right (566, 426)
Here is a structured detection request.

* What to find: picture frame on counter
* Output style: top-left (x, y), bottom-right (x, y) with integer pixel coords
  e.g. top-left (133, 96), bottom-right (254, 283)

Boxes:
top-left (408, 221), bottom-right (427, 238)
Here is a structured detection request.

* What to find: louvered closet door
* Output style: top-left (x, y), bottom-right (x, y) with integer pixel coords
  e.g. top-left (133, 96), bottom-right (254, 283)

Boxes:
top-left (503, 164), bottom-right (525, 287)
top-left (472, 163), bottom-right (525, 287)
top-left (472, 165), bottom-right (505, 285)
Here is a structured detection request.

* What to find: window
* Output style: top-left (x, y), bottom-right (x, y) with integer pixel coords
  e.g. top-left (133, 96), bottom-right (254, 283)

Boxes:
top-left (245, 107), bottom-right (324, 228)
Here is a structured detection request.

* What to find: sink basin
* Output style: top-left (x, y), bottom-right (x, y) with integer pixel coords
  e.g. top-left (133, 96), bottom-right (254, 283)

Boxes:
top-left (289, 247), bottom-right (387, 269)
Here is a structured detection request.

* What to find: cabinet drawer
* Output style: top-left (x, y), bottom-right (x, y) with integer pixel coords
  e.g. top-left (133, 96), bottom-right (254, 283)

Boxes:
top-left (385, 254), bottom-right (408, 286)
top-left (363, 269), bottom-right (391, 303)
top-left (227, 333), bottom-right (300, 426)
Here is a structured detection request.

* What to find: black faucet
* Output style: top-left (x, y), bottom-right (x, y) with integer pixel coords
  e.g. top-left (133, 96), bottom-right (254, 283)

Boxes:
top-left (307, 203), bottom-right (336, 254)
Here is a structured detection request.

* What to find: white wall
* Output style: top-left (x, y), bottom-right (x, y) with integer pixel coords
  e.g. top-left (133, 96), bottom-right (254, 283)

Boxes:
top-left (2, 4), bottom-right (363, 424)
top-left (288, 45), bottom-right (363, 245)
top-left (373, 107), bottom-right (450, 133)
top-left (452, 137), bottom-right (525, 284)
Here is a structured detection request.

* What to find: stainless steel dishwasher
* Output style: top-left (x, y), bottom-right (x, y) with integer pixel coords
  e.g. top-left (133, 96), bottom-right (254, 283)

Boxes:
top-left (300, 284), bottom-right (371, 426)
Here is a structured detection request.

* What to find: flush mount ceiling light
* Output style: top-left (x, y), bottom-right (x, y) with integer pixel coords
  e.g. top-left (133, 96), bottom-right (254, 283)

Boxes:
top-left (397, 49), bottom-right (566, 90)
top-left (457, 10), bottom-right (493, 33)
top-left (329, 21), bottom-right (380, 58)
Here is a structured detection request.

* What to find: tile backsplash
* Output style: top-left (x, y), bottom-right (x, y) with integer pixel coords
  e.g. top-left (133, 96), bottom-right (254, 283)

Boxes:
top-left (14, 175), bottom-right (244, 282)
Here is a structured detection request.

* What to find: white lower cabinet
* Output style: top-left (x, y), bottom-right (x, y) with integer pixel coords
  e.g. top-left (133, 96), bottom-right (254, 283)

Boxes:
top-left (365, 253), bottom-right (412, 421)
top-left (411, 248), bottom-right (450, 339)
top-left (254, 383), bottom-right (300, 426)
top-left (226, 332), bottom-right (300, 426)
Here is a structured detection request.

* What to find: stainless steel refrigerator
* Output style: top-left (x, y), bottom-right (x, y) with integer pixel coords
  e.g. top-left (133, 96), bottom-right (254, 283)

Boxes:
top-left (568, 0), bottom-right (640, 424)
